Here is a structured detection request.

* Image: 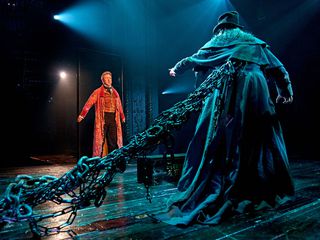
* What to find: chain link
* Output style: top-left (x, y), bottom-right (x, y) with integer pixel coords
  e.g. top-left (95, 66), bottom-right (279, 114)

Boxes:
top-left (0, 61), bottom-right (235, 237)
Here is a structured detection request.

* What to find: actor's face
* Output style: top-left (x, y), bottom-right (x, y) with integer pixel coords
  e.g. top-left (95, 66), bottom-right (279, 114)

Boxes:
top-left (102, 73), bottom-right (112, 87)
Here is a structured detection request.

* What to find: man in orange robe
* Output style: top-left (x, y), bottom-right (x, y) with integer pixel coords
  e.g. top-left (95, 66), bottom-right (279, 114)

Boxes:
top-left (77, 71), bottom-right (125, 157)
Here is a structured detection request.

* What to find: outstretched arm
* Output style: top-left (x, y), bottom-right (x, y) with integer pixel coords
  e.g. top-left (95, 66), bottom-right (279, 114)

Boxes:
top-left (168, 49), bottom-right (209, 77)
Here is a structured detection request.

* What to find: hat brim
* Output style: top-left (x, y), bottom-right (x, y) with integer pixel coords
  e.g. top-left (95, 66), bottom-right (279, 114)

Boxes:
top-left (213, 23), bottom-right (244, 34)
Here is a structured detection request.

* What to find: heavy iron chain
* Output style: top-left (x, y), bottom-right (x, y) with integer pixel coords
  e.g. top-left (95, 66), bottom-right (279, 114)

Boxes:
top-left (0, 61), bottom-right (236, 237)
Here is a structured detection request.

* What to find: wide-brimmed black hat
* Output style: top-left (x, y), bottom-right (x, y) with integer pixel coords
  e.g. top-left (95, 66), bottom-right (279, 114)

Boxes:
top-left (212, 11), bottom-right (244, 34)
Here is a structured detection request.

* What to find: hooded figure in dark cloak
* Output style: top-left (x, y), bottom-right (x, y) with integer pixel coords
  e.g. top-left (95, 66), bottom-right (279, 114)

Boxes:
top-left (155, 11), bottom-right (294, 226)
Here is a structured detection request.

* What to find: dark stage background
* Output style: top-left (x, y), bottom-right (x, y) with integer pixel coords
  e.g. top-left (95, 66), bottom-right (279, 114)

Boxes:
top-left (2, 0), bottom-right (319, 166)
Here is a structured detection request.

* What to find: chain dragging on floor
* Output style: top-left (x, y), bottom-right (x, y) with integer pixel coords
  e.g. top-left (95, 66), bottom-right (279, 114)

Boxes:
top-left (0, 61), bottom-right (236, 237)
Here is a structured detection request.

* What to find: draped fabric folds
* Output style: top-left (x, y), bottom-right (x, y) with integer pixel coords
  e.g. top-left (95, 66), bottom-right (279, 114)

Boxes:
top-left (155, 32), bottom-right (294, 226)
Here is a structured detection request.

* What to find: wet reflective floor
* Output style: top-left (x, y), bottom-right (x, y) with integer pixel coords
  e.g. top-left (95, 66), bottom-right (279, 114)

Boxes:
top-left (0, 158), bottom-right (319, 239)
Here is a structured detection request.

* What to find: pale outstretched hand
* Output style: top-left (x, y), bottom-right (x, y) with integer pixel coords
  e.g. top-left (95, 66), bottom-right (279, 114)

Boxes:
top-left (276, 95), bottom-right (293, 104)
top-left (169, 68), bottom-right (176, 77)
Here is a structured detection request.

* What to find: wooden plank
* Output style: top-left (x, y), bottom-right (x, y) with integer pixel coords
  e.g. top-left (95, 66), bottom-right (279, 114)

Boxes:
top-left (0, 159), bottom-right (319, 239)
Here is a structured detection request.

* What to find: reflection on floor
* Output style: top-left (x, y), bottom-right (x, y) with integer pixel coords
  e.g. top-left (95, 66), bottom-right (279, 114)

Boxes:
top-left (0, 157), bottom-right (319, 239)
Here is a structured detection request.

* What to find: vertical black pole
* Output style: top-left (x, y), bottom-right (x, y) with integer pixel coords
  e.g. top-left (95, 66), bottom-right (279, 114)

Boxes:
top-left (121, 58), bottom-right (124, 103)
top-left (77, 50), bottom-right (80, 160)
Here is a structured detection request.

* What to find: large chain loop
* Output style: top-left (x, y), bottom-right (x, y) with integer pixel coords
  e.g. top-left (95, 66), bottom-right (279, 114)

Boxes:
top-left (0, 61), bottom-right (235, 237)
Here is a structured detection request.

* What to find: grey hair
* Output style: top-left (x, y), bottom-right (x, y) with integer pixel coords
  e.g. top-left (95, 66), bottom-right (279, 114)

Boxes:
top-left (101, 71), bottom-right (112, 80)
top-left (212, 28), bottom-right (257, 43)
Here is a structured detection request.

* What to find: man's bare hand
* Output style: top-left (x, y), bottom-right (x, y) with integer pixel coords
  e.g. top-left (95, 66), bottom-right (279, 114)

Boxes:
top-left (77, 115), bottom-right (84, 123)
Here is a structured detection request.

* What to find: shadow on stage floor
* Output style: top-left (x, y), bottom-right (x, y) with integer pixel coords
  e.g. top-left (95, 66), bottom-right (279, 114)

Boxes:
top-left (0, 156), bottom-right (319, 239)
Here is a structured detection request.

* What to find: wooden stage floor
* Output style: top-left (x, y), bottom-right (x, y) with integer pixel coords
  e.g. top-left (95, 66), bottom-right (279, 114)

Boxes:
top-left (0, 158), bottom-right (319, 239)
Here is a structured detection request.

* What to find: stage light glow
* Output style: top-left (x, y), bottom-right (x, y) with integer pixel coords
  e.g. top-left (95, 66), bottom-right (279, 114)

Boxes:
top-left (53, 2), bottom-right (110, 47)
top-left (162, 84), bottom-right (194, 95)
top-left (59, 71), bottom-right (67, 79)
top-left (162, 90), bottom-right (174, 95)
